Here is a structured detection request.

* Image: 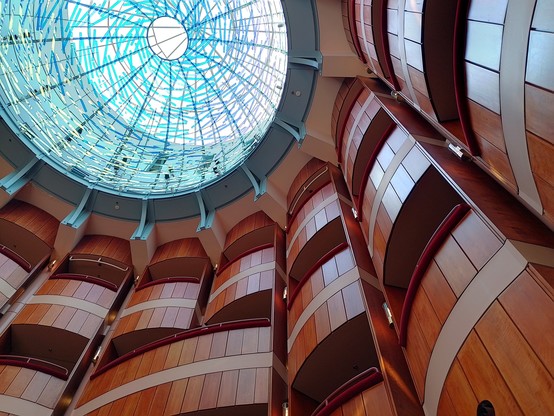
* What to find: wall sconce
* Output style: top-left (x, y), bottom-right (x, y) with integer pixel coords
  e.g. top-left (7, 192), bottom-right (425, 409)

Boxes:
top-left (382, 302), bottom-right (394, 328)
top-left (47, 259), bottom-right (57, 271)
top-left (134, 275), bottom-right (140, 286)
top-left (92, 347), bottom-right (102, 365)
top-left (447, 142), bottom-right (470, 160)
top-left (351, 207), bottom-right (359, 221)
top-left (282, 401), bottom-right (289, 416)
top-left (282, 287), bottom-right (288, 302)
top-left (213, 263), bottom-right (218, 272)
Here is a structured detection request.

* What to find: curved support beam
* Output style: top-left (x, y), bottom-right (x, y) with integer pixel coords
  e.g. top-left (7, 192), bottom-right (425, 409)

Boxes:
top-left (241, 165), bottom-right (266, 200)
top-left (131, 198), bottom-right (154, 240)
top-left (62, 187), bottom-right (94, 229)
top-left (288, 52), bottom-right (322, 71)
top-left (274, 115), bottom-right (307, 143)
top-left (0, 156), bottom-right (43, 195)
top-left (500, 0), bottom-right (543, 214)
top-left (195, 191), bottom-right (214, 231)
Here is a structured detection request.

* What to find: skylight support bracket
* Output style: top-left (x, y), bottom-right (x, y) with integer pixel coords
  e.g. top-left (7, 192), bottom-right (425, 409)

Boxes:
top-left (196, 191), bottom-right (215, 231)
top-left (241, 165), bottom-right (266, 200)
top-left (0, 156), bottom-right (43, 195)
top-left (131, 198), bottom-right (155, 240)
top-left (288, 51), bottom-right (322, 71)
top-left (62, 187), bottom-right (95, 228)
top-left (274, 115), bottom-right (306, 144)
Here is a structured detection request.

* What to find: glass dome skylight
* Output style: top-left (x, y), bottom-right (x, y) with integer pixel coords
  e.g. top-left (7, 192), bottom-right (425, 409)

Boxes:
top-left (0, 0), bottom-right (288, 195)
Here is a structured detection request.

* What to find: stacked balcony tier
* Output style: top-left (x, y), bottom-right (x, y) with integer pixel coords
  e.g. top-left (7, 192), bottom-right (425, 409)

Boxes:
top-left (286, 160), bottom-right (400, 415)
top-left (0, 235), bottom-right (133, 415)
top-left (347, 0), bottom-right (554, 229)
top-left (332, 71), bottom-right (554, 416)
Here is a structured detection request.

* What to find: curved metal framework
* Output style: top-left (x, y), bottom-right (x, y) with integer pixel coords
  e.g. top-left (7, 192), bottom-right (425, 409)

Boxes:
top-left (0, 0), bottom-right (288, 195)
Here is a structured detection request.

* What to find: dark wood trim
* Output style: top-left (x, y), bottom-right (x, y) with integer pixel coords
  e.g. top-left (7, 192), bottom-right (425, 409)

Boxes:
top-left (136, 276), bottom-right (200, 291)
top-left (0, 355), bottom-right (69, 380)
top-left (51, 273), bottom-right (118, 292)
top-left (311, 367), bottom-right (383, 416)
top-left (452, 0), bottom-right (480, 155)
top-left (0, 244), bottom-right (32, 272)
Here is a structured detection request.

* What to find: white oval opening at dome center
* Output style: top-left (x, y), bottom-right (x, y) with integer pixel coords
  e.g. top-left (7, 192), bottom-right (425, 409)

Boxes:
top-left (147, 16), bottom-right (189, 60)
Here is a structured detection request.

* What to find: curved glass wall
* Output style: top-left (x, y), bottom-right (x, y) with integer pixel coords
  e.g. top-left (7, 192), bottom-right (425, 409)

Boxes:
top-left (0, 0), bottom-right (288, 195)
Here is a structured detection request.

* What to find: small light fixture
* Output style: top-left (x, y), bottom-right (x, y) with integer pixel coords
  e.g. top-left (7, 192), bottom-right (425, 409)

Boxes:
top-left (92, 346), bottom-right (102, 365)
top-left (47, 259), bottom-right (57, 271)
top-left (382, 302), bottom-right (394, 327)
top-left (282, 401), bottom-right (289, 416)
top-left (390, 90), bottom-right (403, 102)
top-left (447, 142), bottom-right (470, 160)
top-left (134, 275), bottom-right (140, 286)
top-left (213, 263), bottom-right (218, 272)
top-left (282, 286), bottom-right (288, 301)
top-left (351, 207), bottom-right (359, 221)
top-left (114, 202), bottom-right (120, 210)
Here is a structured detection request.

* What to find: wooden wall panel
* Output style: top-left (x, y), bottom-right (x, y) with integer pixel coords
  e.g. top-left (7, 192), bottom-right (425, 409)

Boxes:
top-left (73, 236), bottom-right (132, 266)
top-left (224, 211), bottom-right (274, 250)
top-left (14, 303), bottom-right (103, 339)
top-left (0, 200), bottom-right (58, 247)
top-left (149, 238), bottom-right (207, 264)
top-left (438, 269), bottom-right (554, 416)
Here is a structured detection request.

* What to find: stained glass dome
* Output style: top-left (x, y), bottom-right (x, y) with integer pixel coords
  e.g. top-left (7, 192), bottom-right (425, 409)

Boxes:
top-left (0, 0), bottom-right (288, 195)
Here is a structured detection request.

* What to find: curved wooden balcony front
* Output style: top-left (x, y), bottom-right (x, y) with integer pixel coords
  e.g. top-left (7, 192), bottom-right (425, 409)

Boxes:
top-left (0, 360), bottom-right (67, 415)
top-left (392, 199), bottom-right (554, 414)
top-left (74, 319), bottom-right (282, 416)
top-left (0, 247), bottom-right (31, 309)
top-left (111, 277), bottom-right (202, 347)
top-left (0, 201), bottom-right (58, 310)
top-left (287, 181), bottom-right (339, 249)
top-left (287, 194), bottom-right (345, 283)
top-left (113, 247), bottom-right (212, 358)
top-left (206, 246), bottom-right (276, 324)
top-left (14, 273), bottom-right (119, 339)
